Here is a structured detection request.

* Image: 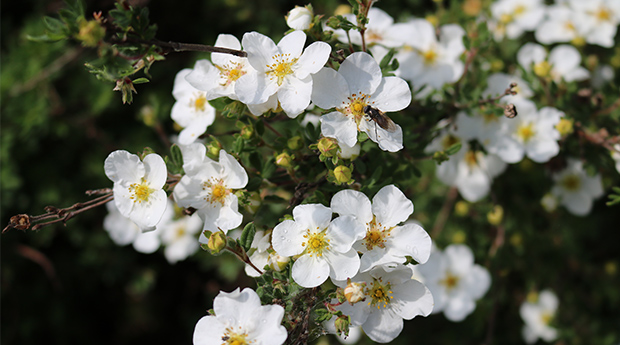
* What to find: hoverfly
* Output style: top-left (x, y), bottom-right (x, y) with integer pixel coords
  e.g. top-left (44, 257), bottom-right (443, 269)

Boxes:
top-left (363, 105), bottom-right (398, 141)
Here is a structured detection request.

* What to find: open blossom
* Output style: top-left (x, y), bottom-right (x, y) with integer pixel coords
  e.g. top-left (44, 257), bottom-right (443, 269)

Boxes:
top-left (480, 99), bottom-right (564, 164)
top-left (568, 0), bottom-right (620, 48)
top-left (159, 212), bottom-right (203, 264)
top-left (103, 200), bottom-right (172, 254)
top-left (193, 288), bottom-right (287, 345)
top-left (271, 204), bottom-right (365, 288)
top-left (425, 124), bottom-right (507, 202)
top-left (104, 150), bottom-right (168, 232)
top-left (185, 34), bottom-right (253, 101)
top-left (312, 52), bottom-right (410, 152)
top-left (520, 290), bottom-right (559, 344)
top-left (333, 265), bottom-right (434, 343)
top-left (171, 68), bottom-right (216, 145)
top-left (396, 19), bottom-right (465, 91)
top-left (417, 244), bottom-right (491, 322)
top-left (489, 0), bottom-right (545, 40)
top-left (483, 73), bottom-right (533, 103)
top-left (235, 30), bottom-right (331, 118)
top-left (330, 7), bottom-right (406, 50)
top-left (330, 185), bottom-right (431, 272)
top-left (517, 43), bottom-right (589, 83)
top-left (535, 4), bottom-right (590, 45)
top-left (551, 158), bottom-right (604, 216)
top-left (173, 143), bottom-right (248, 232)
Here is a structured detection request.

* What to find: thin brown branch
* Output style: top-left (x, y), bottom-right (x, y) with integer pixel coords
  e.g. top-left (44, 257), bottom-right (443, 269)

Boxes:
top-left (431, 187), bottom-right (459, 238)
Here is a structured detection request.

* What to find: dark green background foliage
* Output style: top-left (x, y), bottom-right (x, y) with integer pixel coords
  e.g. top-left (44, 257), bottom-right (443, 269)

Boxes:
top-left (2, 0), bottom-right (619, 344)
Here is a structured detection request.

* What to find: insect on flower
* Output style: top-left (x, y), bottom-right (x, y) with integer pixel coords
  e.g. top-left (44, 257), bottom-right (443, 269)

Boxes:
top-left (363, 105), bottom-right (398, 141)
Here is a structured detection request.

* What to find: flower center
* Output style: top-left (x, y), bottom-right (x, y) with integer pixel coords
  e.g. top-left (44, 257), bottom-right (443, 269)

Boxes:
top-left (440, 271), bottom-right (460, 291)
top-left (203, 178), bottom-right (231, 206)
top-left (534, 61), bottom-right (551, 78)
top-left (595, 7), bottom-right (611, 21)
top-left (464, 150), bottom-right (479, 168)
top-left (366, 278), bottom-right (393, 309)
top-left (175, 226), bottom-right (187, 239)
top-left (514, 4), bottom-right (526, 16)
top-left (128, 178), bottom-right (155, 204)
top-left (191, 93), bottom-right (208, 112)
top-left (560, 174), bottom-right (581, 191)
top-left (362, 217), bottom-right (392, 251)
top-left (423, 48), bottom-right (438, 66)
top-left (540, 311), bottom-right (553, 326)
top-left (517, 122), bottom-right (536, 142)
top-left (499, 13), bottom-right (513, 24)
top-left (365, 30), bottom-right (383, 44)
top-left (266, 53), bottom-right (297, 86)
top-left (339, 93), bottom-right (371, 126)
top-left (218, 62), bottom-right (247, 86)
top-left (564, 21), bottom-right (576, 32)
top-left (302, 228), bottom-right (330, 257)
top-left (223, 327), bottom-right (250, 345)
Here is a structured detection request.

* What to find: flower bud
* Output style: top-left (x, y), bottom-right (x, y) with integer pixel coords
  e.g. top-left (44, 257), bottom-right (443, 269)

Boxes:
top-left (286, 5), bottom-right (313, 30)
top-left (207, 231), bottom-right (227, 254)
top-left (207, 141), bottom-right (222, 160)
top-left (555, 118), bottom-right (574, 137)
top-left (454, 201), bottom-right (469, 217)
top-left (268, 253), bottom-right (290, 272)
top-left (534, 61), bottom-right (551, 78)
top-left (462, 0), bottom-right (482, 16)
top-left (452, 230), bottom-right (466, 244)
top-left (76, 19), bottom-right (105, 47)
top-left (317, 137), bottom-right (339, 157)
top-left (139, 105), bottom-right (156, 127)
top-left (240, 124), bottom-right (254, 140)
top-left (334, 4), bottom-right (351, 16)
top-left (344, 281), bottom-right (365, 304)
top-left (541, 193), bottom-right (558, 212)
top-left (333, 165), bottom-right (352, 184)
top-left (487, 205), bottom-right (504, 226)
top-left (275, 152), bottom-right (293, 168)
top-left (287, 136), bottom-right (303, 151)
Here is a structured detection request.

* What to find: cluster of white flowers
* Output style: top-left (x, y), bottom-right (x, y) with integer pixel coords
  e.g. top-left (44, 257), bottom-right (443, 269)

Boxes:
top-left (520, 290), bottom-right (560, 344)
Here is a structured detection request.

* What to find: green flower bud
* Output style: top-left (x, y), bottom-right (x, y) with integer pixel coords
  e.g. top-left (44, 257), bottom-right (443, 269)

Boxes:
top-left (275, 152), bottom-right (293, 168)
top-left (240, 124), bottom-right (254, 140)
top-left (334, 315), bottom-right (351, 338)
top-left (334, 165), bottom-right (352, 184)
top-left (268, 253), bottom-right (290, 272)
top-left (76, 19), bottom-right (105, 47)
top-left (287, 136), bottom-right (303, 150)
top-left (207, 231), bottom-right (227, 254)
top-left (317, 137), bottom-right (338, 157)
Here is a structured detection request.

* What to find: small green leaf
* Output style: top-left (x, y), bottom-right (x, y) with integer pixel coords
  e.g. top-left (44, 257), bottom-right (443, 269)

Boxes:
top-left (132, 77), bottom-right (150, 84)
top-left (445, 142), bottom-right (462, 156)
top-left (239, 222), bottom-right (256, 252)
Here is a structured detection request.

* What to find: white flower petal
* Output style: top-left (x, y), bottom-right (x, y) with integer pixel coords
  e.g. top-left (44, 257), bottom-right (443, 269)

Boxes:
top-left (372, 185), bottom-right (413, 227)
top-left (362, 309), bottom-right (404, 343)
top-left (193, 315), bottom-right (226, 345)
top-left (104, 150), bottom-right (143, 184)
top-left (277, 30), bottom-right (306, 58)
top-left (391, 278), bottom-right (434, 319)
top-left (142, 154), bottom-right (167, 189)
top-left (330, 189), bottom-right (373, 223)
top-left (272, 220), bottom-right (305, 257)
top-left (292, 254), bottom-right (330, 287)
top-left (278, 75), bottom-right (313, 118)
top-left (310, 67), bottom-right (350, 109)
top-left (320, 111), bottom-right (358, 148)
top-left (368, 76), bottom-right (411, 112)
top-left (219, 150), bottom-right (249, 189)
top-left (338, 52), bottom-right (382, 95)
top-left (242, 32), bottom-right (277, 73)
top-left (292, 204), bottom-right (332, 230)
top-left (129, 189), bottom-right (167, 231)
top-left (295, 41), bottom-right (331, 79)
top-left (235, 70), bottom-right (278, 105)
top-left (326, 248), bottom-right (360, 281)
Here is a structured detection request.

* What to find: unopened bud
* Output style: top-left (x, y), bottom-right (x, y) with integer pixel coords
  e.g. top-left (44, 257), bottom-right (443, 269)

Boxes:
top-left (333, 165), bottom-right (352, 184)
top-left (275, 152), bottom-right (293, 168)
top-left (534, 61), bottom-right (551, 78)
top-left (334, 4), bottom-right (351, 15)
top-left (207, 231), bottom-right (227, 254)
top-left (454, 201), bottom-right (469, 217)
top-left (555, 118), bottom-right (574, 136)
top-left (462, 0), bottom-right (482, 16)
top-left (541, 193), bottom-right (558, 212)
top-left (487, 205), bottom-right (504, 226)
top-left (286, 5), bottom-right (313, 30)
top-left (76, 19), bottom-right (105, 47)
top-left (240, 124), bottom-right (254, 140)
top-left (344, 281), bottom-right (365, 304)
top-left (425, 15), bottom-right (439, 27)
top-left (207, 141), bottom-right (222, 159)
top-left (287, 136), bottom-right (303, 150)
top-left (452, 230), bottom-right (466, 244)
top-left (317, 137), bottom-right (339, 157)
top-left (268, 253), bottom-right (290, 272)
top-left (139, 105), bottom-right (156, 127)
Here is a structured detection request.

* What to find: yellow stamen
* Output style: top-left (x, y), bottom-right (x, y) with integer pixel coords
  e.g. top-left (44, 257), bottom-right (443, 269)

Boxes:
top-left (203, 179), bottom-right (231, 206)
top-left (266, 53), bottom-right (297, 86)
top-left (517, 122), bottom-right (536, 142)
top-left (128, 178), bottom-right (155, 204)
top-left (440, 271), bottom-right (460, 291)
top-left (365, 278), bottom-right (393, 309)
top-left (302, 228), bottom-right (330, 257)
top-left (560, 174), bottom-right (581, 191)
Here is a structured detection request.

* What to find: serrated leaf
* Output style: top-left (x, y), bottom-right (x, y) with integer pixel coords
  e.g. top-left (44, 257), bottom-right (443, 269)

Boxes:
top-left (239, 222), bottom-right (256, 252)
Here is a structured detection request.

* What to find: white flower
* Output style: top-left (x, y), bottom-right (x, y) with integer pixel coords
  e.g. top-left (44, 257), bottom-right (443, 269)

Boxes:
top-left (159, 212), bottom-right (203, 264)
top-left (489, 0), bottom-right (545, 40)
top-left (520, 290), bottom-right (559, 344)
top-left (171, 68), bottom-right (216, 145)
top-left (333, 265), bottom-right (434, 343)
top-left (330, 185), bottom-right (431, 272)
top-left (193, 288), bottom-right (287, 345)
top-left (103, 200), bottom-right (171, 253)
top-left (567, 0), bottom-right (620, 48)
top-left (271, 204), bottom-right (365, 288)
top-left (517, 43), bottom-right (589, 83)
top-left (425, 128), bottom-right (507, 202)
top-left (173, 143), bottom-right (248, 232)
top-left (396, 19), bottom-right (465, 91)
top-left (483, 73), bottom-right (533, 103)
top-left (483, 99), bottom-right (564, 164)
top-left (417, 244), bottom-right (491, 322)
top-left (286, 5), bottom-right (313, 30)
top-left (551, 158), bottom-right (604, 216)
top-left (535, 4), bottom-right (590, 45)
top-left (592, 64), bottom-right (615, 89)
top-left (312, 52), bottom-right (410, 152)
top-left (235, 30), bottom-right (331, 118)
top-left (185, 34), bottom-right (253, 101)
top-left (104, 150), bottom-right (168, 232)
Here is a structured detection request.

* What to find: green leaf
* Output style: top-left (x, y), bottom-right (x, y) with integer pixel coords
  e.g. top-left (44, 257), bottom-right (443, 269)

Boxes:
top-left (246, 176), bottom-right (263, 192)
top-left (445, 142), bottom-right (462, 156)
top-left (239, 222), bottom-right (256, 252)
top-left (132, 77), bottom-right (150, 84)
top-left (262, 157), bottom-right (276, 179)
